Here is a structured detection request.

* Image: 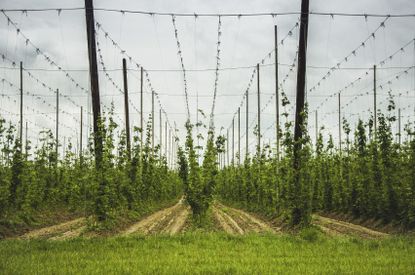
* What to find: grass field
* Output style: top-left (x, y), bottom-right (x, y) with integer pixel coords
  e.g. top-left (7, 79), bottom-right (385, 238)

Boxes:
top-left (1, 232), bottom-right (414, 274)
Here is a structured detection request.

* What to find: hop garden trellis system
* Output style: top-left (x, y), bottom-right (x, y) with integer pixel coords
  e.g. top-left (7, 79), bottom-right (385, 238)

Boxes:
top-left (0, 0), bottom-right (414, 227)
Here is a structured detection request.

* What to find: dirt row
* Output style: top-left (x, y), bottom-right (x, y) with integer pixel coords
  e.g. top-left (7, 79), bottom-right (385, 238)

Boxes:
top-left (122, 198), bottom-right (190, 236)
top-left (15, 199), bottom-right (389, 240)
top-left (212, 203), bottom-right (279, 235)
top-left (19, 217), bottom-right (87, 240)
top-left (312, 214), bottom-right (389, 239)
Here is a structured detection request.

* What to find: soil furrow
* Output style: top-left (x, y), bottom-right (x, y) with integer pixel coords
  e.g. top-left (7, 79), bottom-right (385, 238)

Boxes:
top-left (19, 217), bottom-right (86, 240)
top-left (147, 203), bottom-right (185, 234)
top-left (214, 203), bottom-right (277, 234)
top-left (163, 206), bottom-right (190, 235)
top-left (228, 207), bottom-right (278, 233)
top-left (313, 215), bottom-right (388, 239)
top-left (122, 200), bottom-right (182, 235)
top-left (219, 208), bottom-right (244, 234)
top-left (212, 206), bottom-right (238, 234)
top-left (50, 226), bottom-right (86, 240)
top-left (122, 198), bottom-right (188, 235)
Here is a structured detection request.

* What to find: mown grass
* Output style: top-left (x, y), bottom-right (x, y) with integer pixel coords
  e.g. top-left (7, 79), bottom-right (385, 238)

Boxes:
top-left (0, 232), bottom-right (414, 274)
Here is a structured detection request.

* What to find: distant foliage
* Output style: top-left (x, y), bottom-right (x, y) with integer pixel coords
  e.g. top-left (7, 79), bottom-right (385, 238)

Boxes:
top-left (217, 95), bottom-right (415, 229)
top-left (0, 108), bottom-right (182, 228)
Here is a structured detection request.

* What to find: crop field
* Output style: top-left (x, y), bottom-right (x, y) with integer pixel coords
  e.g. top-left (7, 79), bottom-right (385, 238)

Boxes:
top-left (1, 0), bottom-right (415, 273)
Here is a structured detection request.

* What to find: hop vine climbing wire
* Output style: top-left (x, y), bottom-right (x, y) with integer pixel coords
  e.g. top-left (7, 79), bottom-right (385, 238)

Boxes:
top-left (308, 16), bottom-right (390, 94)
top-left (226, 19), bottom-right (300, 133)
top-left (0, 10), bottom-right (118, 132)
top-left (209, 16), bottom-right (223, 129)
top-left (311, 38), bottom-right (415, 113)
top-left (95, 36), bottom-right (139, 124)
top-left (95, 20), bottom-right (179, 139)
top-left (171, 15), bottom-right (191, 119)
top-left (0, 51), bottom-right (83, 124)
top-left (1, 11), bottom-right (89, 95)
top-left (0, 79), bottom-right (73, 132)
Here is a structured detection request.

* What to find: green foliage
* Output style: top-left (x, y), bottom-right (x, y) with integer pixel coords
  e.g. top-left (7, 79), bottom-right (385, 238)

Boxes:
top-left (216, 96), bottom-right (415, 229)
top-left (178, 120), bottom-right (222, 225)
top-left (0, 108), bottom-right (182, 233)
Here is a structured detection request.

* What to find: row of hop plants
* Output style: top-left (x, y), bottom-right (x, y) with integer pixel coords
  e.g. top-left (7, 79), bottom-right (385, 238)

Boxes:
top-left (216, 92), bottom-right (415, 229)
top-left (177, 110), bottom-right (225, 226)
top-left (0, 106), bottom-right (182, 230)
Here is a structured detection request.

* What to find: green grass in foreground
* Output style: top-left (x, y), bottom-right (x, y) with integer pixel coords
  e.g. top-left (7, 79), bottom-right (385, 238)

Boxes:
top-left (1, 232), bottom-right (414, 274)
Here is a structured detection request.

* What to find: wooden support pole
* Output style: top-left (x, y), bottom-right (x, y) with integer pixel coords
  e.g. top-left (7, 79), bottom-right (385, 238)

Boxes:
top-left (292, 0), bottom-right (310, 226)
top-left (338, 93), bottom-right (341, 153)
top-left (232, 118), bottom-right (235, 164)
top-left (374, 65), bottom-right (377, 137)
top-left (152, 88), bottom-right (155, 151)
top-left (85, 0), bottom-right (102, 167)
top-left (227, 129), bottom-right (229, 166)
top-left (238, 107), bottom-right (241, 164)
top-left (165, 121), bottom-right (167, 158)
top-left (293, 0), bottom-right (309, 155)
top-left (275, 25), bottom-right (280, 160)
top-left (80, 106), bottom-right (83, 161)
top-left (173, 122), bottom-right (177, 168)
top-left (56, 89), bottom-right (59, 159)
top-left (257, 63), bottom-right (261, 153)
top-left (315, 110), bottom-right (318, 148)
top-left (159, 109), bottom-right (162, 158)
top-left (245, 89), bottom-right (249, 159)
top-left (140, 67), bottom-right (144, 146)
top-left (168, 129), bottom-right (172, 167)
top-left (122, 58), bottom-right (131, 157)
top-left (20, 61), bottom-right (23, 148)
top-left (25, 121), bottom-right (28, 156)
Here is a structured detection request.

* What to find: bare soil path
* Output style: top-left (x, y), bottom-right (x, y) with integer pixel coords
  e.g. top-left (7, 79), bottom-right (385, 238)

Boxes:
top-left (313, 215), bottom-right (389, 239)
top-left (213, 203), bottom-right (278, 234)
top-left (122, 198), bottom-right (190, 236)
top-left (19, 217), bottom-right (86, 240)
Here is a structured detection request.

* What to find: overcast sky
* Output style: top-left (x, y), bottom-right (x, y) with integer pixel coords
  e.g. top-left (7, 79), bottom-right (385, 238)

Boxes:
top-left (0, 0), bottom-right (414, 158)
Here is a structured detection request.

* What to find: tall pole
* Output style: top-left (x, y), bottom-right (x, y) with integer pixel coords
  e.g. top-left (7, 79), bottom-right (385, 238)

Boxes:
top-left (315, 110), bottom-right (318, 147)
top-left (173, 123), bottom-right (177, 168)
top-left (373, 65), bottom-right (377, 137)
top-left (168, 129), bottom-right (171, 167)
top-left (56, 89), bottom-right (59, 159)
top-left (275, 25), bottom-right (280, 160)
top-left (292, 0), bottom-right (310, 226)
top-left (20, 61), bottom-right (23, 148)
top-left (140, 67), bottom-right (144, 146)
top-left (257, 63), bottom-right (261, 153)
top-left (227, 129), bottom-right (229, 166)
top-left (80, 106), bottom-right (83, 160)
top-left (232, 118), bottom-right (235, 164)
top-left (159, 109), bottom-right (162, 158)
top-left (25, 121), bottom-right (28, 156)
top-left (85, 0), bottom-right (102, 167)
top-left (293, 0), bottom-right (309, 156)
top-left (238, 107), bottom-right (241, 164)
top-left (338, 93), bottom-right (341, 153)
top-left (245, 89), bottom-right (249, 159)
top-left (165, 121), bottom-right (167, 158)
top-left (152, 88), bottom-right (155, 151)
top-left (122, 58), bottom-right (131, 157)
